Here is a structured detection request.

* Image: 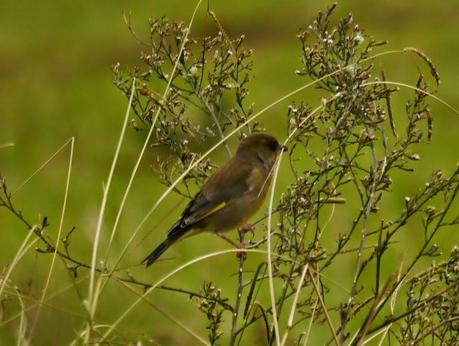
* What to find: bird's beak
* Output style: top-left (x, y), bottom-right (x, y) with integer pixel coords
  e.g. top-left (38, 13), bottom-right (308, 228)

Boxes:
top-left (279, 144), bottom-right (288, 152)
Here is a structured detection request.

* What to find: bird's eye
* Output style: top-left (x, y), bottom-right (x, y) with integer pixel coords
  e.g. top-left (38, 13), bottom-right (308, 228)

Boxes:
top-left (267, 140), bottom-right (279, 151)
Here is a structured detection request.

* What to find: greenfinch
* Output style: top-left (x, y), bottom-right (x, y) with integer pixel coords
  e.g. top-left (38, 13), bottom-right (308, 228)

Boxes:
top-left (143, 133), bottom-right (286, 267)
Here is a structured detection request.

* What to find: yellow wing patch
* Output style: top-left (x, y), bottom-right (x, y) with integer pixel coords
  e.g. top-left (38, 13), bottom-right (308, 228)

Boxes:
top-left (199, 202), bottom-right (227, 220)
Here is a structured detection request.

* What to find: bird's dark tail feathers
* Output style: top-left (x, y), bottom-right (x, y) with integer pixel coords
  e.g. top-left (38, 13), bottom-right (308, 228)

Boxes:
top-left (142, 223), bottom-right (188, 267)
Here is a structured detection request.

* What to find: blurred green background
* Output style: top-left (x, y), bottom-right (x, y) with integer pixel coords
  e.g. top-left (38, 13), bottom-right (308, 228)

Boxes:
top-left (1, 1), bottom-right (459, 344)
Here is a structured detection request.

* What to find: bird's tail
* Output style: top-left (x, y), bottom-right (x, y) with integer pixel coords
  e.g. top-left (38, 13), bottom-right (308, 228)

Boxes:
top-left (142, 223), bottom-right (187, 267)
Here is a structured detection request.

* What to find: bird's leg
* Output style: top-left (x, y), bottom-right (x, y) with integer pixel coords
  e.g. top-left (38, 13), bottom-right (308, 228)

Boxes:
top-left (236, 224), bottom-right (254, 259)
top-left (216, 232), bottom-right (248, 259)
top-left (216, 233), bottom-right (240, 248)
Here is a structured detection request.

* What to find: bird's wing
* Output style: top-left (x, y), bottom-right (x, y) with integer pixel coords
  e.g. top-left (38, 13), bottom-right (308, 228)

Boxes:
top-left (169, 158), bottom-right (264, 234)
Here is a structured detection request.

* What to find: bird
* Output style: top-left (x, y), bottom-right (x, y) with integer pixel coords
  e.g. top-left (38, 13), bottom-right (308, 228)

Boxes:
top-left (143, 133), bottom-right (286, 267)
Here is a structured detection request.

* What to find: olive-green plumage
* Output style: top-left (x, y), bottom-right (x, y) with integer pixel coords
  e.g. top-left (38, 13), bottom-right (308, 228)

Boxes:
top-left (143, 133), bottom-right (285, 267)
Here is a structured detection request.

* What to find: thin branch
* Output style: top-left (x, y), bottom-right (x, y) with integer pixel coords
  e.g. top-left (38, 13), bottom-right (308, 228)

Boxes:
top-left (308, 266), bottom-right (339, 346)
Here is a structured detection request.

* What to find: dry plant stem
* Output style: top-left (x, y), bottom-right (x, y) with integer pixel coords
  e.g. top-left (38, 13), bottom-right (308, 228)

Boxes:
top-left (274, 96), bottom-right (338, 342)
top-left (4, 180), bottom-right (234, 314)
top-left (86, 78), bottom-right (136, 335)
top-left (234, 263), bottom-right (269, 344)
top-left (15, 287), bottom-right (27, 345)
top-left (198, 10), bottom-right (234, 157)
top-left (266, 95), bottom-right (340, 344)
top-left (360, 326), bottom-right (390, 346)
top-left (105, 78), bottom-right (137, 250)
top-left (280, 263), bottom-right (309, 346)
top-left (29, 137), bottom-right (75, 339)
top-left (0, 137), bottom-right (78, 300)
top-left (341, 144), bottom-right (378, 342)
top-left (374, 221), bottom-right (384, 296)
top-left (230, 230), bottom-right (247, 346)
top-left (198, 93), bottom-right (232, 157)
top-left (0, 231), bottom-right (38, 298)
top-left (0, 277), bottom-right (87, 327)
top-left (107, 49), bottom-right (426, 303)
top-left (375, 240), bottom-right (403, 344)
top-left (72, 323), bottom-right (114, 345)
top-left (99, 249), bottom-right (274, 342)
top-left (158, 285), bottom-right (233, 311)
top-left (5, 17), bottom-right (459, 343)
top-left (226, 93), bottom-right (359, 342)
top-left (365, 280), bottom-right (459, 338)
top-left (0, 189), bottom-right (92, 270)
top-left (112, 60), bottom-right (360, 271)
top-left (235, 262), bottom-right (270, 345)
top-left (385, 187), bottom-right (457, 300)
top-left (107, 251), bottom-right (295, 343)
top-left (2, 286), bottom-right (88, 323)
top-left (0, 142), bottom-right (14, 149)
top-left (233, 279), bottom-right (312, 339)
top-left (2, 189), bottom-right (165, 294)
top-left (365, 186), bottom-right (459, 337)
top-left (376, 329), bottom-right (390, 346)
top-left (269, 94), bottom-right (340, 343)
top-left (11, 137), bottom-right (74, 196)
top-left (362, 80), bottom-right (459, 116)
top-left (308, 267), bottom-right (340, 346)
top-left (349, 277), bottom-right (392, 345)
top-left (5, 5), bottom-right (459, 342)
top-left (106, 0), bottom-right (203, 248)
top-left (117, 279), bottom-right (210, 346)
top-left (266, 155), bottom-right (284, 346)
top-left (412, 316), bottom-right (459, 344)
top-left (95, 0), bottom-right (204, 301)
top-left (302, 296), bottom-right (320, 346)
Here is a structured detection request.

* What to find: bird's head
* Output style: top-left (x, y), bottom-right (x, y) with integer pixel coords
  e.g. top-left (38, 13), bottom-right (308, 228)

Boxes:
top-left (236, 133), bottom-right (287, 169)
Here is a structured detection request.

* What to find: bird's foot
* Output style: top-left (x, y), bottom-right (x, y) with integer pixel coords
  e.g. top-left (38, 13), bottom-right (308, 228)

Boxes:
top-left (235, 241), bottom-right (247, 260)
top-left (216, 233), bottom-right (247, 260)
top-left (236, 224), bottom-right (253, 260)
